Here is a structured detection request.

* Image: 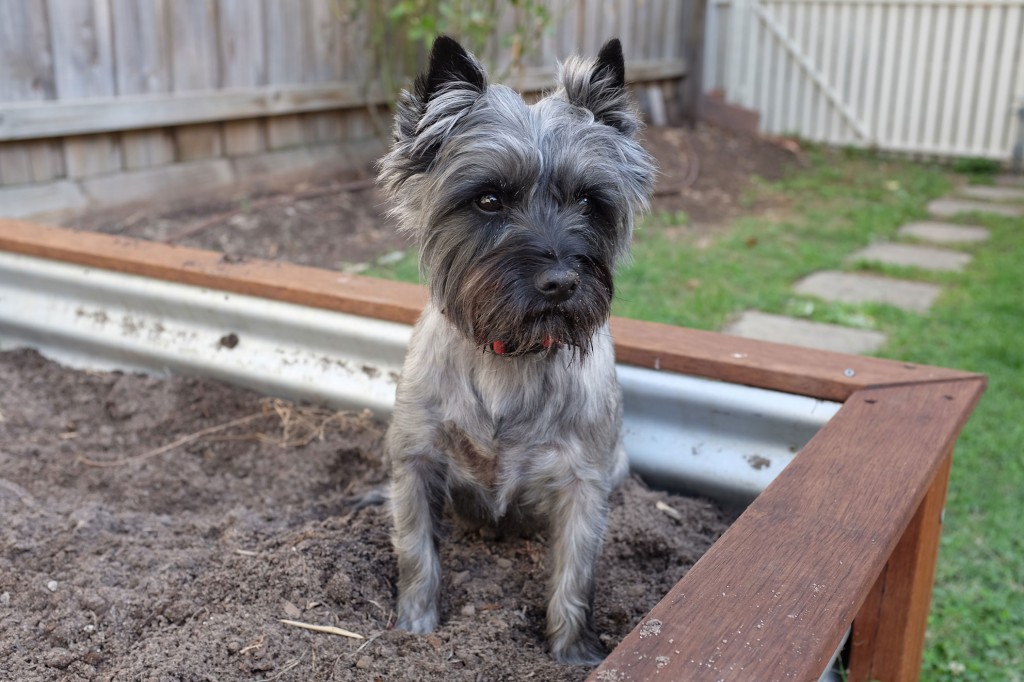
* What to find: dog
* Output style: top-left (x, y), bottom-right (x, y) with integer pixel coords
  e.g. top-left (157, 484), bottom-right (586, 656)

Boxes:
top-left (376, 35), bottom-right (656, 665)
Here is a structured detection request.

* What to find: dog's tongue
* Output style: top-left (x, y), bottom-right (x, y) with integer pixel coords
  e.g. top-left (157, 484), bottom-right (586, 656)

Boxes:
top-left (490, 336), bottom-right (555, 355)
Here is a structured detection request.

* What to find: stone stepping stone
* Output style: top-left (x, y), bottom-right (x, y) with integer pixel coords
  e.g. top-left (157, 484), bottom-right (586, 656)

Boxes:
top-left (723, 311), bottom-right (886, 354)
top-left (897, 221), bottom-right (990, 244)
top-left (848, 242), bottom-right (972, 272)
top-left (928, 197), bottom-right (1024, 218)
top-left (956, 185), bottom-right (1024, 203)
top-left (996, 174), bottom-right (1024, 187)
top-left (793, 271), bottom-right (941, 313)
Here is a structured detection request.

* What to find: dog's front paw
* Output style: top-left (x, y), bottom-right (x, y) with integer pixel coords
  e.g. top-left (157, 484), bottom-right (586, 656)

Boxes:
top-left (395, 600), bottom-right (439, 634)
top-left (550, 627), bottom-right (607, 667)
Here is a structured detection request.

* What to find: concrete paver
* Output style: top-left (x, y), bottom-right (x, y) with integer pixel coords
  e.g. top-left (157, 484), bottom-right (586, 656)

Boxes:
top-left (928, 198), bottom-right (1024, 218)
top-left (956, 185), bottom-right (1024, 203)
top-left (793, 271), bottom-right (942, 313)
top-left (717, 182), bottom-right (1023, 353)
top-left (723, 311), bottom-right (887, 354)
top-left (848, 242), bottom-right (972, 272)
top-left (896, 221), bottom-right (990, 244)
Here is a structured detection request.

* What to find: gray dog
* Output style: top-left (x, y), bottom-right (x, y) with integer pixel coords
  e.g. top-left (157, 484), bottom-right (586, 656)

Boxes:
top-left (376, 35), bottom-right (655, 665)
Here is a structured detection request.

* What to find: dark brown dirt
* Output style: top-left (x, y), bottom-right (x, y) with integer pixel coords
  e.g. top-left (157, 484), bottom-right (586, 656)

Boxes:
top-left (0, 349), bottom-right (733, 681)
top-left (645, 124), bottom-right (799, 225)
top-left (57, 124), bottom-right (798, 270)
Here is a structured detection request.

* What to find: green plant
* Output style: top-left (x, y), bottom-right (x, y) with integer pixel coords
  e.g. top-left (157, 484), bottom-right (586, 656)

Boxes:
top-left (951, 157), bottom-right (1001, 176)
top-left (951, 156), bottom-right (1002, 184)
top-left (338, 0), bottom-right (555, 106)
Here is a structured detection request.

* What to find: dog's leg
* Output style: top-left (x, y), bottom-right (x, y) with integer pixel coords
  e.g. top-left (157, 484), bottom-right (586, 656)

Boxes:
top-left (390, 450), bottom-right (446, 633)
top-left (545, 476), bottom-right (609, 665)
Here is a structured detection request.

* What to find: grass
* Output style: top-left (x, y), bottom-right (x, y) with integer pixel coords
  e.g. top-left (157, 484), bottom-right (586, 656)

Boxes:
top-left (883, 210), bottom-right (1024, 681)
top-left (616, 153), bottom-right (951, 330)
top-left (951, 157), bottom-right (1004, 185)
top-left (367, 148), bottom-right (1023, 680)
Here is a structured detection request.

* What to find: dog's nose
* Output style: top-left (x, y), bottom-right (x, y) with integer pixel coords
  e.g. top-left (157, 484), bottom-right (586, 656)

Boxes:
top-left (534, 265), bottom-right (580, 303)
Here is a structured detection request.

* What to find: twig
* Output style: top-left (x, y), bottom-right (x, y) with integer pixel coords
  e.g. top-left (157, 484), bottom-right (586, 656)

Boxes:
top-left (353, 629), bottom-right (386, 654)
top-left (239, 634), bottom-right (265, 655)
top-left (76, 412), bottom-right (265, 468)
top-left (656, 500), bottom-right (683, 521)
top-left (255, 399), bottom-right (348, 448)
top-left (261, 650), bottom-right (307, 681)
top-left (279, 619), bottom-right (365, 640)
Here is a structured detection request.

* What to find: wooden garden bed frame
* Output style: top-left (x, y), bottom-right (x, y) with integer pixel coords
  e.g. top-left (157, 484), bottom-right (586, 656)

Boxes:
top-left (0, 219), bottom-right (986, 681)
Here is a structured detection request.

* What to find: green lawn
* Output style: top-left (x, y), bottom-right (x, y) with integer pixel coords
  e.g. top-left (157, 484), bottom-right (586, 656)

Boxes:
top-left (368, 150), bottom-right (1024, 680)
top-left (883, 210), bottom-right (1024, 681)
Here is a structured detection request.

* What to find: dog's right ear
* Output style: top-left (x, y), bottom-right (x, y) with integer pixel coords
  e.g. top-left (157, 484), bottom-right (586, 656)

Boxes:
top-left (379, 36), bottom-right (489, 209)
top-left (418, 36), bottom-right (487, 102)
top-left (393, 36), bottom-right (487, 143)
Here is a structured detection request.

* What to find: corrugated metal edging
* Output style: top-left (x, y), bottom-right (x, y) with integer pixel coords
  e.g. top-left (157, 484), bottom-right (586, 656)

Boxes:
top-left (0, 250), bottom-right (840, 505)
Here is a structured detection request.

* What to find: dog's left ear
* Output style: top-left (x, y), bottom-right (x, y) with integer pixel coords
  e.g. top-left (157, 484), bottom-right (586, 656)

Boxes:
top-left (559, 38), bottom-right (638, 136)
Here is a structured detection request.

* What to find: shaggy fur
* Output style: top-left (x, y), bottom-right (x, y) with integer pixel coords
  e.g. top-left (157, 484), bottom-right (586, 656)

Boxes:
top-left (376, 35), bottom-right (655, 665)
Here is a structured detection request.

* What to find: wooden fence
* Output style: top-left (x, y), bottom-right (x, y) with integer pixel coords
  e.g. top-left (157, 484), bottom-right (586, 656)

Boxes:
top-left (0, 0), bottom-right (702, 218)
top-left (705, 0), bottom-right (1024, 161)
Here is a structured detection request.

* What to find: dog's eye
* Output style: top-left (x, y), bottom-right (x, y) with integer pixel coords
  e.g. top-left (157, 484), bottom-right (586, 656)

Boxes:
top-left (577, 196), bottom-right (593, 216)
top-left (475, 193), bottom-right (503, 213)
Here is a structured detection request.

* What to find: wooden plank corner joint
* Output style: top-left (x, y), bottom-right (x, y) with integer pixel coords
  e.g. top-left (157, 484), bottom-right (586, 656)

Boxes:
top-left (589, 378), bottom-right (983, 681)
top-left (849, 446), bottom-right (956, 682)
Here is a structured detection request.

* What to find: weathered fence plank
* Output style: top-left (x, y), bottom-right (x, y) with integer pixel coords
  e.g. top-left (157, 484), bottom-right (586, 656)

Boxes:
top-left (218, 0), bottom-right (267, 156)
top-left (48, 0), bottom-right (122, 178)
top-left (0, 83), bottom-right (388, 142)
top-left (169, 0), bottom-right (223, 161)
top-left (0, 1), bottom-right (64, 185)
top-left (111, 0), bottom-right (176, 170)
top-left (304, 0), bottom-right (347, 145)
top-left (264, 0), bottom-right (308, 151)
top-left (0, 61), bottom-right (683, 143)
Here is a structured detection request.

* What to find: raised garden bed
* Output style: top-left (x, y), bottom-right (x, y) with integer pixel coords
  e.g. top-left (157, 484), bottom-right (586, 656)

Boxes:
top-left (0, 220), bottom-right (985, 681)
top-left (0, 348), bottom-right (731, 680)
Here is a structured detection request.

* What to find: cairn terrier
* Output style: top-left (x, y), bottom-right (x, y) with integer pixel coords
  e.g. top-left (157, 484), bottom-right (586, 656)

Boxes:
top-left (376, 35), bottom-right (655, 665)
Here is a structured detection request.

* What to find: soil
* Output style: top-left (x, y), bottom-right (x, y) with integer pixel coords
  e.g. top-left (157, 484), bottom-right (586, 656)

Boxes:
top-left (57, 124), bottom-right (799, 271)
top-left (0, 349), bottom-right (734, 681)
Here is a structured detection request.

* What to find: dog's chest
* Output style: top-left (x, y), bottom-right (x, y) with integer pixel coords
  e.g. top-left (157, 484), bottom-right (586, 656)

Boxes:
top-left (438, 354), bottom-right (598, 483)
top-left (435, 420), bottom-right (501, 487)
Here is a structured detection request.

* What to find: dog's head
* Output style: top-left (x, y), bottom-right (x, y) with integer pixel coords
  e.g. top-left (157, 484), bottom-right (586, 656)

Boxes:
top-left (377, 36), bottom-right (656, 359)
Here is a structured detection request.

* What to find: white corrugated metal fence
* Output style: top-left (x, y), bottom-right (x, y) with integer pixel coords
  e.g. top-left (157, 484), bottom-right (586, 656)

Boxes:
top-left (706, 0), bottom-right (1024, 161)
